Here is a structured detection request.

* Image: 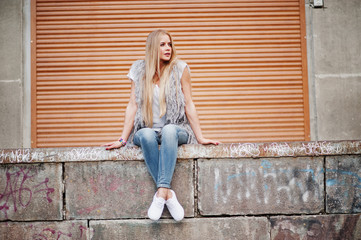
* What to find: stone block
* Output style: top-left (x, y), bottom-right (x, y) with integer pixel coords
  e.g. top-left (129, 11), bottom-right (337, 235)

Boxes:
top-left (326, 155), bottom-right (361, 213)
top-left (65, 160), bottom-right (194, 219)
top-left (0, 220), bottom-right (89, 240)
top-left (90, 217), bottom-right (270, 240)
top-left (0, 164), bottom-right (63, 221)
top-left (198, 158), bottom-right (324, 215)
top-left (270, 214), bottom-right (361, 240)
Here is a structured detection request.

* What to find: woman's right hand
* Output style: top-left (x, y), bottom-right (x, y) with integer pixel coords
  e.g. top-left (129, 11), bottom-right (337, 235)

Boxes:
top-left (102, 81), bottom-right (137, 151)
top-left (102, 141), bottom-right (125, 150)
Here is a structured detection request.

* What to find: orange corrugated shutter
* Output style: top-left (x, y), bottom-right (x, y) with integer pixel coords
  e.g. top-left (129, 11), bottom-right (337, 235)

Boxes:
top-left (31, 0), bottom-right (310, 147)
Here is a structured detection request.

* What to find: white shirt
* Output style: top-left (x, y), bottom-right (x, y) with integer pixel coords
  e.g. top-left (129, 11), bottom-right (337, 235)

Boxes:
top-left (152, 84), bottom-right (166, 130)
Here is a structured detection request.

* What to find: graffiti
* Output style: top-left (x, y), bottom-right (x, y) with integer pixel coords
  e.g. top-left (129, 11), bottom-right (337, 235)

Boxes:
top-left (0, 149), bottom-right (32, 163)
top-left (213, 160), bottom-right (324, 208)
top-left (326, 169), bottom-right (361, 188)
top-left (226, 143), bottom-right (261, 158)
top-left (0, 149), bottom-right (57, 163)
top-left (72, 170), bottom-right (150, 217)
top-left (32, 228), bottom-right (72, 240)
top-left (112, 147), bottom-right (143, 161)
top-left (325, 157), bottom-right (361, 213)
top-left (265, 141), bottom-right (361, 157)
top-left (77, 204), bottom-right (104, 215)
top-left (0, 167), bottom-right (54, 219)
top-left (0, 147), bottom-right (144, 163)
top-left (263, 143), bottom-right (296, 157)
top-left (29, 224), bottom-right (88, 240)
top-left (271, 215), bottom-right (361, 240)
top-left (263, 141), bottom-right (346, 157)
top-left (221, 141), bottom-right (361, 158)
top-left (1, 141), bottom-right (360, 163)
top-left (61, 148), bottom-right (107, 162)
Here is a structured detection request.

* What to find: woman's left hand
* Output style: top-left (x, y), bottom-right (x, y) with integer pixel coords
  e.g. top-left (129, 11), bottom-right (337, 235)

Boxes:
top-left (198, 137), bottom-right (221, 145)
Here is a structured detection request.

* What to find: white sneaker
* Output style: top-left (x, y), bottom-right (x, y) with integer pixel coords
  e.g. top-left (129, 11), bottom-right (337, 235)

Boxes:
top-left (147, 192), bottom-right (166, 221)
top-left (166, 190), bottom-right (184, 221)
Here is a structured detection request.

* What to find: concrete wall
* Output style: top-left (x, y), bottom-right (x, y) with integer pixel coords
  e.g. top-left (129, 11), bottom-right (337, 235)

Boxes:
top-left (1, 142), bottom-right (361, 239)
top-left (0, 0), bottom-right (24, 148)
top-left (0, 1), bottom-right (360, 145)
top-left (306, 0), bottom-right (361, 140)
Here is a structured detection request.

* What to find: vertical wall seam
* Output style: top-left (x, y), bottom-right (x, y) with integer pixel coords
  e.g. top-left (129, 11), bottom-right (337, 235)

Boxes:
top-left (323, 156), bottom-right (327, 214)
top-left (306, 1), bottom-right (319, 141)
top-left (193, 159), bottom-right (198, 218)
top-left (20, 0), bottom-right (24, 147)
top-left (22, 0), bottom-right (31, 148)
top-left (62, 162), bottom-right (66, 220)
top-left (267, 215), bottom-right (272, 240)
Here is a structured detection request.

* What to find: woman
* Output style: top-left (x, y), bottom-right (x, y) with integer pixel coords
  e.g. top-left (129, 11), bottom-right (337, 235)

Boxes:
top-left (103, 29), bottom-right (219, 221)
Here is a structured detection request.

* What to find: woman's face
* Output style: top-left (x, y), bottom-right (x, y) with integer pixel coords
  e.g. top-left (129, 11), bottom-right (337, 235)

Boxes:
top-left (159, 34), bottom-right (172, 62)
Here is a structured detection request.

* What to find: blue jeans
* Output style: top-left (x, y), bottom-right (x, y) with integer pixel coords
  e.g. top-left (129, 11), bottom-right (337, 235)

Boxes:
top-left (133, 124), bottom-right (189, 189)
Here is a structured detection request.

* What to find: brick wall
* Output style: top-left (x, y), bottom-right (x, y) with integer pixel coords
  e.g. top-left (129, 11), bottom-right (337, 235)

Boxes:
top-left (1, 141), bottom-right (361, 239)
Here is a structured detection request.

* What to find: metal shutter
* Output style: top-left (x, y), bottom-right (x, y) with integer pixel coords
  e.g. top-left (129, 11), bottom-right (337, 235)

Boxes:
top-left (31, 0), bottom-right (310, 147)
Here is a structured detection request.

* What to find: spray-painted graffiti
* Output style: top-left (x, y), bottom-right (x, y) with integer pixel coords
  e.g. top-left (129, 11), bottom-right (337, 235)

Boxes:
top-left (0, 166), bottom-right (54, 219)
top-left (326, 169), bottom-right (361, 189)
top-left (200, 158), bottom-right (324, 214)
top-left (1, 141), bottom-right (360, 163)
top-left (325, 156), bottom-right (361, 213)
top-left (0, 222), bottom-right (89, 240)
top-left (0, 149), bottom-right (57, 163)
top-left (88, 174), bottom-right (146, 196)
top-left (226, 143), bottom-right (261, 158)
top-left (0, 147), bottom-right (144, 164)
top-left (263, 142), bottom-right (346, 157)
top-left (271, 215), bottom-right (361, 240)
top-left (32, 227), bottom-right (72, 240)
top-left (66, 163), bottom-right (153, 218)
top-left (224, 141), bottom-right (361, 158)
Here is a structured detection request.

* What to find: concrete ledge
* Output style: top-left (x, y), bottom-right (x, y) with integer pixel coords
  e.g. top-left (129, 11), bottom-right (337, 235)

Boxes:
top-left (1, 140), bottom-right (361, 164)
top-left (270, 214), bottom-right (361, 240)
top-left (90, 217), bottom-right (270, 240)
top-left (0, 220), bottom-right (89, 240)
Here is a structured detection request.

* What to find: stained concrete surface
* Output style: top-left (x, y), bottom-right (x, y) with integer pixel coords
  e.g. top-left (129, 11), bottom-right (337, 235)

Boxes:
top-left (0, 163), bottom-right (63, 221)
top-left (198, 157), bottom-right (324, 215)
top-left (65, 160), bottom-right (194, 220)
top-left (90, 217), bottom-right (270, 240)
top-left (326, 155), bottom-right (361, 213)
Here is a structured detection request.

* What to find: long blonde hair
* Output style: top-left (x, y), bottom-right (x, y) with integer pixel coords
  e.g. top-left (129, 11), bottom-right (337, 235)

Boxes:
top-left (142, 29), bottom-right (177, 127)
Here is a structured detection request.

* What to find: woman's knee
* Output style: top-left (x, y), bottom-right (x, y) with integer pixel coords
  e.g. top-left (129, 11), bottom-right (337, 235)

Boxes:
top-left (134, 128), bottom-right (157, 146)
top-left (161, 125), bottom-right (181, 144)
top-left (161, 124), bottom-right (178, 137)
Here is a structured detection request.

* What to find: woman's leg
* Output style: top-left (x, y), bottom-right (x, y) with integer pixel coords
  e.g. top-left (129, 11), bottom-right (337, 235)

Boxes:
top-left (157, 124), bottom-right (188, 189)
top-left (133, 128), bottom-right (160, 184)
top-left (156, 124), bottom-right (188, 221)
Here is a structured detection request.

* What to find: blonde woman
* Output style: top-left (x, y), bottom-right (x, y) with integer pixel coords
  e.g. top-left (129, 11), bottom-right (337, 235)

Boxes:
top-left (103, 29), bottom-right (219, 221)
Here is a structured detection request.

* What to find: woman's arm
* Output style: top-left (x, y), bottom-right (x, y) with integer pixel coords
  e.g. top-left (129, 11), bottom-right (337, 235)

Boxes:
top-left (103, 81), bottom-right (138, 150)
top-left (181, 67), bottom-right (220, 145)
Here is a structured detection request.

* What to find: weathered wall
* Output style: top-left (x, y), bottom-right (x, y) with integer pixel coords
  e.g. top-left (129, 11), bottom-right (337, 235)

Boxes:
top-left (0, 1), bottom-right (361, 148)
top-left (0, 0), bottom-right (23, 148)
top-left (1, 142), bottom-right (361, 239)
top-left (306, 0), bottom-right (361, 140)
